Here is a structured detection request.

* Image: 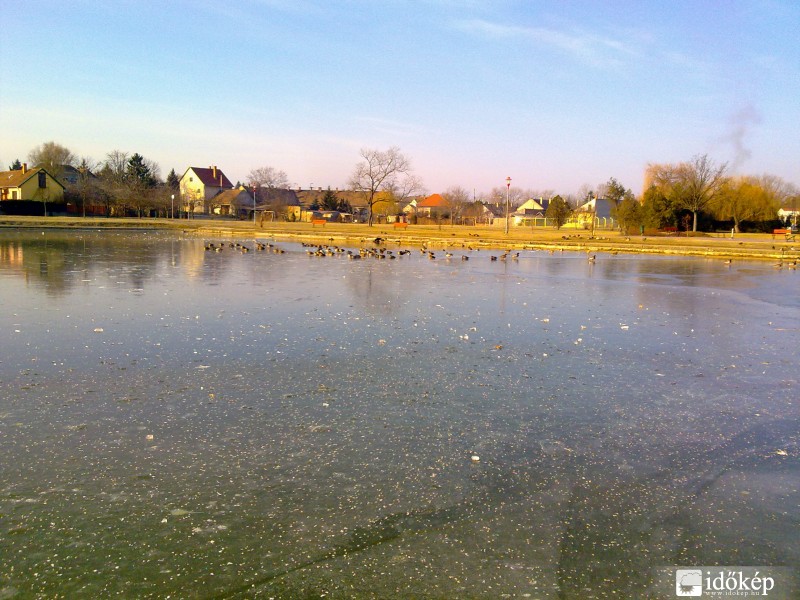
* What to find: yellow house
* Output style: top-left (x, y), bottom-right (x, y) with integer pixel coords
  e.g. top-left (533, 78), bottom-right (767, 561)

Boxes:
top-left (0, 164), bottom-right (65, 203)
top-left (179, 165), bottom-right (233, 214)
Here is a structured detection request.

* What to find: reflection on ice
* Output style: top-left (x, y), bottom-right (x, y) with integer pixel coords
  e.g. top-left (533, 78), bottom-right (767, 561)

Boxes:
top-left (0, 230), bottom-right (798, 598)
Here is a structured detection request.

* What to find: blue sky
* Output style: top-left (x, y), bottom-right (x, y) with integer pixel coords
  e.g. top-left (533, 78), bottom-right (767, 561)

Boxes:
top-left (2, 0), bottom-right (798, 197)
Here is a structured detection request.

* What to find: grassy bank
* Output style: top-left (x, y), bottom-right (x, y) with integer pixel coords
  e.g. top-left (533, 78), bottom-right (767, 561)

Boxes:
top-left (1, 215), bottom-right (797, 261)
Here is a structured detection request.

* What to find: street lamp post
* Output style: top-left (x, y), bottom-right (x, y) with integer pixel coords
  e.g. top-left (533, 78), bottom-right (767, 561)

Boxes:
top-left (505, 176), bottom-right (512, 234)
top-left (253, 185), bottom-right (257, 226)
top-left (171, 194), bottom-right (174, 219)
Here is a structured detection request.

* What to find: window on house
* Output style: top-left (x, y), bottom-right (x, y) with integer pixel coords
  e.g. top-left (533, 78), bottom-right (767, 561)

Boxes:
top-left (38, 172), bottom-right (46, 188)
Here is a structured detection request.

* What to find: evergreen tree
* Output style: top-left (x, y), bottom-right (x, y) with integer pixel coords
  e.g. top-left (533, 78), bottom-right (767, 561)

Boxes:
top-left (9, 159), bottom-right (22, 170)
top-left (641, 185), bottom-right (678, 229)
top-left (127, 153), bottom-right (156, 187)
top-left (166, 168), bottom-right (180, 191)
top-left (603, 177), bottom-right (630, 205)
top-left (545, 195), bottom-right (572, 229)
top-left (613, 196), bottom-right (644, 235)
top-left (321, 189), bottom-right (340, 210)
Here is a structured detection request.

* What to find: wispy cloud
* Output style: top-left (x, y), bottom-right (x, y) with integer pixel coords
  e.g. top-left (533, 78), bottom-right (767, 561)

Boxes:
top-left (453, 18), bottom-right (635, 68)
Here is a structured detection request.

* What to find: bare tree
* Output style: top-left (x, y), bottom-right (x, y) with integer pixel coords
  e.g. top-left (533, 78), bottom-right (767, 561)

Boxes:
top-left (92, 150), bottom-right (131, 216)
top-left (385, 174), bottom-right (425, 216)
top-left (103, 150), bottom-right (130, 184)
top-left (521, 188), bottom-right (555, 203)
top-left (182, 187), bottom-right (202, 219)
top-left (349, 147), bottom-right (413, 226)
top-left (678, 154), bottom-right (727, 231)
top-left (247, 166), bottom-right (289, 190)
top-left (76, 157), bottom-right (100, 217)
top-left (489, 185), bottom-right (525, 207)
top-left (442, 186), bottom-right (471, 225)
top-left (27, 141), bottom-right (76, 181)
top-left (647, 155), bottom-right (727, 232)
top-left (144, 157), bottom-right (162, 185)
top-left (462, 200), bottom-right (489, 224)
top-left (754, 174), bottom-right (796, 207)
top-left (247, 165), bottom-right (290, 215)
top-left (488, 185), bottom-right (525, 230)
top-left (576, 183), bottom-right (595, 206)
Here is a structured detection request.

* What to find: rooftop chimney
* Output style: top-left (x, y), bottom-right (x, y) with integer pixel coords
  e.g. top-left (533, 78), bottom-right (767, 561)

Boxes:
top-left (212, 165), bottom-right (218, 180)
top-left (22, 163), bottom-right (28, 174)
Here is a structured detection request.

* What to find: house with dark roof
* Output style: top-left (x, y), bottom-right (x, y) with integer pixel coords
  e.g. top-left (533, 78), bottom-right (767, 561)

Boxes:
top-left (572, 197), bottom-right (616, 229)
top-left (58, 165), bottom-right (82, 186)
top-left (512, 198), bottom-right (550, 226)
top-left (515, 198), bottom-right (548, 216)
top-left (210, 187), bottom-right (253, 217)
top-left (179, 165), bottom-right (234, 214)
top-left (0, 164), bottom-right (65, 205)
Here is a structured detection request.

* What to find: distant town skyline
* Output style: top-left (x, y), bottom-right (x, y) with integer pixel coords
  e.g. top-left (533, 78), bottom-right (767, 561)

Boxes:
top-left (2, 1), bottom-right (798, 197)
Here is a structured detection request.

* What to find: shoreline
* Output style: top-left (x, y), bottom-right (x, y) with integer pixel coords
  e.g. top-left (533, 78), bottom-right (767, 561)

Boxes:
top-left (1, 216), bottom-right (797, 261)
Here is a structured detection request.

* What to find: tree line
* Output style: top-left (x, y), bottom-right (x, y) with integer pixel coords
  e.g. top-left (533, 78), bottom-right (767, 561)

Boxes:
top-left (12, 142), bottom-right (798, 229)
top-left (611, 155), bottom-right (797, 234)
top-left (13, 141), bottom-right (179, 217)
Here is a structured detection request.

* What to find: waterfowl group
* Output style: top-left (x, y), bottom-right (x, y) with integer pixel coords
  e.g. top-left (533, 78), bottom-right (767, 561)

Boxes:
top-left (201, 240), bottom-right (800, 274)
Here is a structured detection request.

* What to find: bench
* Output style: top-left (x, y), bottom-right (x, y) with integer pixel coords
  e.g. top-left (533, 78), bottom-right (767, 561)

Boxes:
top-left (311, 219), bottom-right (327, 227)
top-left (661, 226), bottom-right (678, 234)
top-left (393, 222), bottom-right (409, 229)
top-left (773, 228), bottom-right (795, 241)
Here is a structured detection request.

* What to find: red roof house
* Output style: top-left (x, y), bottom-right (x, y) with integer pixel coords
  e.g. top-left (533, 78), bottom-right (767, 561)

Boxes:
top-left (415, 193), bottom-right (448, 216)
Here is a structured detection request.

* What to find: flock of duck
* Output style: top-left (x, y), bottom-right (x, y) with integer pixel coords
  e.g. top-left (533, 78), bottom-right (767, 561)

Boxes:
top-left (205, 239), bottom-right (535, 262)
top-left (204, 241), bottom-right (285, 254)
top-left (203, 239), bottom-right (795, 268)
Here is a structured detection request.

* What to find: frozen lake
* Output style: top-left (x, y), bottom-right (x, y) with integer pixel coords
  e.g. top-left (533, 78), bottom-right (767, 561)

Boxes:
top-left (1, 230), bottom-right (798, 598)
